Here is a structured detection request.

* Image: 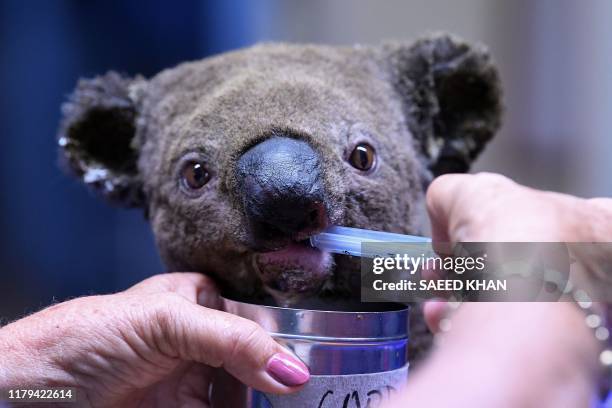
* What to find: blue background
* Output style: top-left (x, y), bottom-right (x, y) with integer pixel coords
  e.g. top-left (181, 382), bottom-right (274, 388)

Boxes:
top-left (0, 0), bottom-right (269, 319)
top-left (0, 1), bottom-right (609, 404)
top-left (2, 0), bottom-right (611, 322)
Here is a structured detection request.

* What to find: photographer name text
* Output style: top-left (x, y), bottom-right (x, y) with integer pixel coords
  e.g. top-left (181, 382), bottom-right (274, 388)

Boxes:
top-left (372, 279), bottom-right (507, 292)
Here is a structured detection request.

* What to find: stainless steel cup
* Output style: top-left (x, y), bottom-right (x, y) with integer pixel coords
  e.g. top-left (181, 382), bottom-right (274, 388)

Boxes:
top-left (211, 297), bottom-right (410, 407)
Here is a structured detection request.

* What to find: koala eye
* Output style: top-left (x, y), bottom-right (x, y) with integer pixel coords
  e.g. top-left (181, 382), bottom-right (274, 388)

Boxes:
top-left (349, 143), bottom-right (376, 171)
top-left (181, 161), bottom-right (211, 190)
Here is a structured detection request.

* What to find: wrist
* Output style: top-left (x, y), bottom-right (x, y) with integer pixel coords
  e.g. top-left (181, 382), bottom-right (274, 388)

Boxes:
top-left (431, 302), bottom-right (599, 407)
top-left (0, 312), bottom-right (77, 389)
top-left (556, 194), bottom-right (612, 242)
top-left (584, 198), bottom-right (612, 242)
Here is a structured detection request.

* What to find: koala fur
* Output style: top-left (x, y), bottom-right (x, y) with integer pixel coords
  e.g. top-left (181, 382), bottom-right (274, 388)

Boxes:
top-left (58, 34), bottom-right (502, 362)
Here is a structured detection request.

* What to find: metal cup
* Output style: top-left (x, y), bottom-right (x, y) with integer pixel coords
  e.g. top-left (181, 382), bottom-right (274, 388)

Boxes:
top-left (211, 297), bottom-right (410, 407)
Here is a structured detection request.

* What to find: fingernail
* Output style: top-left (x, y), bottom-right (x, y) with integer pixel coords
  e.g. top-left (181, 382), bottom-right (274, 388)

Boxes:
top-left (266, 352), bottom-right (310, 387)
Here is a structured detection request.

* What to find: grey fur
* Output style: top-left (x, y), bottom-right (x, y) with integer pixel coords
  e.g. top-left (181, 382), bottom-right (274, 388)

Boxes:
top-left (57, 34), bottom-right (503, 361)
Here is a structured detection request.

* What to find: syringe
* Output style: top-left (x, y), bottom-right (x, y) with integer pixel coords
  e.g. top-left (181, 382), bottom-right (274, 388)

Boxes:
top-left (309, 226), bottom-right (432, 257)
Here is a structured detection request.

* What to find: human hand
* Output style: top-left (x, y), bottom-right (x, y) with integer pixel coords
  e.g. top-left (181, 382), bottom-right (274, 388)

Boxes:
top-left (384, 173), bottom-right (608, 407)
top-left (424, 172), bottom-right (612, 327)
top-left (385, 302), bottom-right (601, 408)
top-left (0, 273), bottom-right (309, 407)
top-left (426, 172), bottom-right (612, 243)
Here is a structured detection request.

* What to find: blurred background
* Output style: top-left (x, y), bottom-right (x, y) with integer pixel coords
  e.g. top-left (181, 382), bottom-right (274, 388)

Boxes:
top-left (1, 0), bottom-right (611, 321)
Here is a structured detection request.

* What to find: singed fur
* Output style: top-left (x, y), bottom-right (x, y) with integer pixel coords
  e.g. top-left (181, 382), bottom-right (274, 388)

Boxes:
top-left (58, 34), bottom-right (503, 362)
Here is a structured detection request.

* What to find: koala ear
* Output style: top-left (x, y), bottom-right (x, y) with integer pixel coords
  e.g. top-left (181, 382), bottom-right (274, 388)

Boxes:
top-left (386, 34), bottom-right (502, 176)
top-left (58, 71), bottom-right (147, 207)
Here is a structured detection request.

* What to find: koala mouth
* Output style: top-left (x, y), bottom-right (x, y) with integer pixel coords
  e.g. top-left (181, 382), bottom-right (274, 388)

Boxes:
top-left (253, 241), bottom-right (333, 306)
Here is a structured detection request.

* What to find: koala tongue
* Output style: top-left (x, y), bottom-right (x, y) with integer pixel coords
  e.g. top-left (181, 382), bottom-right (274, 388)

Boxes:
top-left (255, 244), bottom-right (332, 306)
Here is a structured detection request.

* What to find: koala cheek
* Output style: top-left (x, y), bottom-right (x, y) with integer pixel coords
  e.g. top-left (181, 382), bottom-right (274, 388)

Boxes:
top-left (157, 192), bottom-right (253, 265)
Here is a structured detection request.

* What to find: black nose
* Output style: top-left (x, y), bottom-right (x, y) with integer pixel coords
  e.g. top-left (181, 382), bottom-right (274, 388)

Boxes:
top-left (236, 136), bottom-right (328, 244)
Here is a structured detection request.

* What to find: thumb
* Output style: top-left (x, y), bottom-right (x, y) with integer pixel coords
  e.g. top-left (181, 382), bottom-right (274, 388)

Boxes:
top-left (423, 299), bottom-right (451, 333)
top-left (143, 295), bottom-right (310, 394)
top-left (426, 173), bottom-right (469, 244)
top-left (426, 173), bottom-right (514, 243)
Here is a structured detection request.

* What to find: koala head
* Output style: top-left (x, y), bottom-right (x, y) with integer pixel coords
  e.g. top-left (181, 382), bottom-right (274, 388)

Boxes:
top-left (58, 34), bottom-right (501, 306)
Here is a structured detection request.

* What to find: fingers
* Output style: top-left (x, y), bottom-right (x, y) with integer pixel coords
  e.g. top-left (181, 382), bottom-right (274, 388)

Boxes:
top-left (426, 173), bottom-right (516, 243)
top-left (128, 274), bottom-right (309, 393)
top-left (148, 362), bottom-right (213, 407)
top-left (127, 273), bottom-right (221, 309)
top-left (587, 198), bottom-right (612, 241)
top-left (423, 299), bottom-right (450, 333)
top-left (175, 363), bottom-right (214, 407)
top-left (145, 296), bottom-right (309, 394)
top-left (426, 174), bottom-right (467, 243)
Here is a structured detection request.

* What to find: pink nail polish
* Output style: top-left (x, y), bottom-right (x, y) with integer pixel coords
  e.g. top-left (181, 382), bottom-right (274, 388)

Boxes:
top-left (266, 353), bottom-right (310, 387)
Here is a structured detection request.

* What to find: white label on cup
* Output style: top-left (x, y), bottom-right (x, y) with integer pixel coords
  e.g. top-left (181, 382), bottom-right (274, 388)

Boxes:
top-left (263, 364), bottom-right (409, 407)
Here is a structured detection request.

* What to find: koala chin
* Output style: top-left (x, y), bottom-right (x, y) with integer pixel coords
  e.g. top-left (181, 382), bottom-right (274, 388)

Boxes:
top-left (58, 33), bottom-right (502, 358)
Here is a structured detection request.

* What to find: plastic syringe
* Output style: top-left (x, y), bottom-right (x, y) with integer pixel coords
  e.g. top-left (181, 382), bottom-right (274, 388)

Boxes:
top-left (309, 226), bottom-right (432, 257)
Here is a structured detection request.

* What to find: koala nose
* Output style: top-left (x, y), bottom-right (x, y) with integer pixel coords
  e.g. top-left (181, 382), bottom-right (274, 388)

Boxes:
top-left (236, 136), bottom-right (328, 244)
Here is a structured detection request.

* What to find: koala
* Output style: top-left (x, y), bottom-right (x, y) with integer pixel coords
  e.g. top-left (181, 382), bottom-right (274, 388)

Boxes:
top-left (58, 33), bottom-right (502, 362)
